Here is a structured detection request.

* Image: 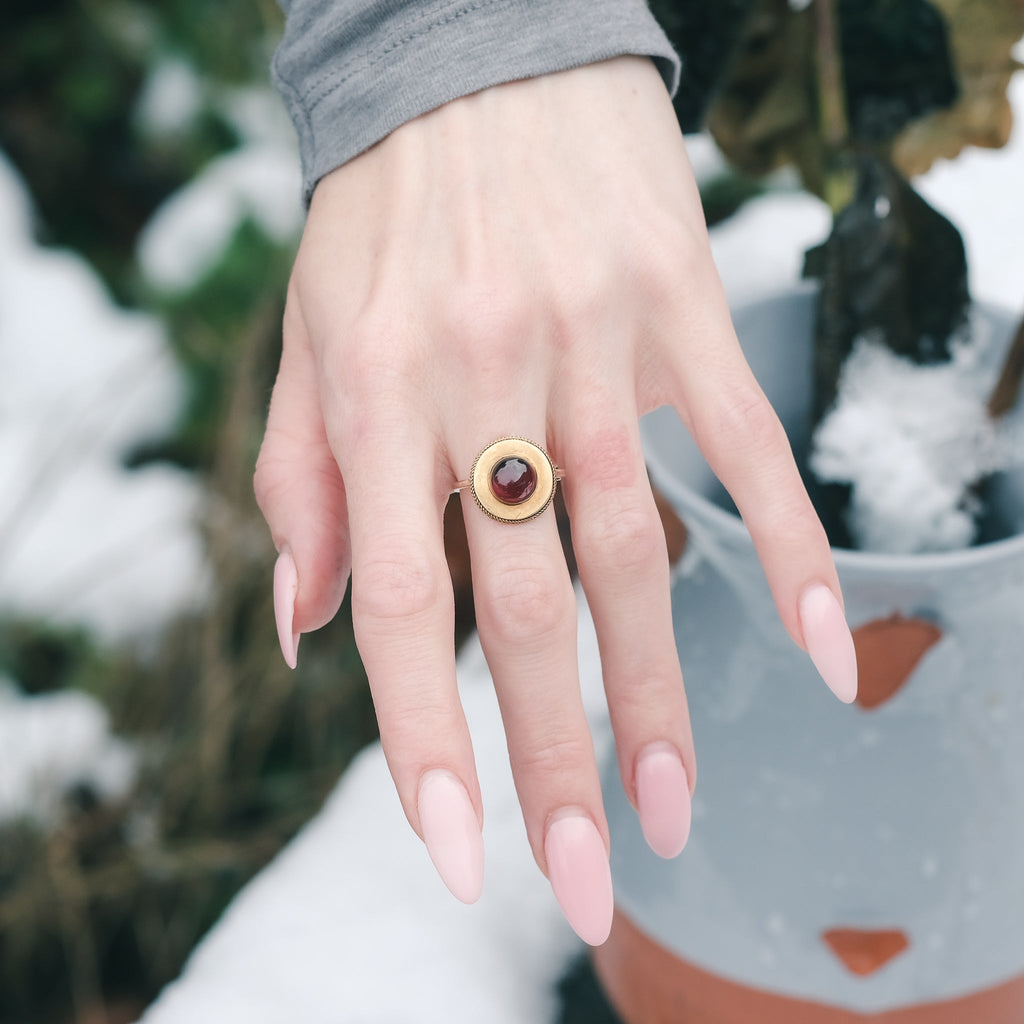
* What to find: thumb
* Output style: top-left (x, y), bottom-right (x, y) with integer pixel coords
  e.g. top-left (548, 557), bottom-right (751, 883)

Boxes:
top-left (255, 302), bottom-right (350, 667)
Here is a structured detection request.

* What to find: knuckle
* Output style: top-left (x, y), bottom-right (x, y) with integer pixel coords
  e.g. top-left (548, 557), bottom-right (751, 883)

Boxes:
top-left (612, 667), bottom-right (685, 717)
top-left (478, 564), bottom-right (573, 645)
top-left (332, 299), bottom-right (423, 390)
top-left (252, 441), bottom-right (297, 517)
top-left (336, 315), bottom-right (402, 387)
top-left (761, 493), bottom-right (826, 545)
top-left (571, 427), bottom-right (639, 491)
top-left (381, 695), bottom-right (456, 752)
top-left (577, 503), bottom-right (664, 577)
top-left (443, 301), bottom-right (539, 394)
top-left (703, 379), bottom-right (785, 458)
top-left (632, 221), bottom-right (713, 310)
top-left (252, 458), bottom-right (277, 516)
top-left (354, 554), bottom-right (445, 626)
top-left (442, 280), bottom-right (531, 357)
top-left (511, 731), bottom-right (595, 784)
top-left (546, 266), bottom-right (612, 350)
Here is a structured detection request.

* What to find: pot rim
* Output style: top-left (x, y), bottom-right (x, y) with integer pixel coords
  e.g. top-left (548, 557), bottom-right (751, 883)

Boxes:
top-left (642, 286), bottom-right (1024, 575)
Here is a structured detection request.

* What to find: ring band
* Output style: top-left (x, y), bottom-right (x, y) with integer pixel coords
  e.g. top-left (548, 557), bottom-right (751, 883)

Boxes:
top-left (454, 437), bottom-right (563, 523)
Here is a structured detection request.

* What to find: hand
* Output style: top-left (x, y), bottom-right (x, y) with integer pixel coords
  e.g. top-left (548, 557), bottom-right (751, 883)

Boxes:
top-left (254, 56), bottom-right (857, 945)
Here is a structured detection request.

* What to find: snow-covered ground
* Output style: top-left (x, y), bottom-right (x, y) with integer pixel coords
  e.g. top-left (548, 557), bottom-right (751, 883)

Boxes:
top-left (141, 611), bottom-right (602, 1024)
top-left (1, 64), bottom-right (1021, 1024)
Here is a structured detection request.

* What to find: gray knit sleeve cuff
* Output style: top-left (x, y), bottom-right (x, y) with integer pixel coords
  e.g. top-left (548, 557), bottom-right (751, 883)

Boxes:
top-left (272, 0), bottom-right (681, 204)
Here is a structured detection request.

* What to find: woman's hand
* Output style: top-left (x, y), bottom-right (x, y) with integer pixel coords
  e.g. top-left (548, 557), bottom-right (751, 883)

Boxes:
top-left (254, 56), bottom-right (857, 945)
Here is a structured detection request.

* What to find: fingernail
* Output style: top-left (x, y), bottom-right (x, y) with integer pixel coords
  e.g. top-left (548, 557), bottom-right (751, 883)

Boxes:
top-left (273, 548), bottom-right (301, 669)
top-left (417, 770), bottom-right (484, 904)
top-left (636, 742), bottom-right (692, 859)
top-left (544, 811), bottom-right (613, 946)
top-left (799, 583), bottom-right (858, 704)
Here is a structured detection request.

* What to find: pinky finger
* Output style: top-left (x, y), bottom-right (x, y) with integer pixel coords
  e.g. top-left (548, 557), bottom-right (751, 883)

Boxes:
top-left (255, 300), bottom-right (351, 665)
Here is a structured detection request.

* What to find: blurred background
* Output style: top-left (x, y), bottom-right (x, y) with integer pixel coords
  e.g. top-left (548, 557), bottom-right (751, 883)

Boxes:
top-left (0, 3), bottom-right (382, 1021)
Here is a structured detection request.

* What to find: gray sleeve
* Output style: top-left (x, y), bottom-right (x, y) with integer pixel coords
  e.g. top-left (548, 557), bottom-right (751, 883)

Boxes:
top-left (272, 0), bottom-right (681, 203)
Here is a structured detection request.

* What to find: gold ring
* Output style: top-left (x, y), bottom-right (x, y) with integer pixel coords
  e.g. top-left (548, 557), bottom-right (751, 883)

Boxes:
top-left (454, 437), bottom-right (562, 524)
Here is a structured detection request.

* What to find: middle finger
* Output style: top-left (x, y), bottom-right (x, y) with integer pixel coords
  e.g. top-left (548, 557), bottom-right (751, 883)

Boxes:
top-left (454, 421), bottom-right (613, 946)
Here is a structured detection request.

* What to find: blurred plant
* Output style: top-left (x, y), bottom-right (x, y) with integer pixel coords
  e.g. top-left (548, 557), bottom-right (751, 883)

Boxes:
top-left (0, 1), bottom-right (382, 1022)
top-left (0, 275), bottom-right (377, 1022)
top-left (0, 0), bottom-right (281, 299)
top-left (0, 257), bottom-right (377, 1023)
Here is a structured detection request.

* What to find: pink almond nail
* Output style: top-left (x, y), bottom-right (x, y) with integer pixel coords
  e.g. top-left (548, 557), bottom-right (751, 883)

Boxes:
top-left (544, 812), bottom-right (614, 946)
top-left (417, 770), bottom-right (484, 904)
top-left (799, 583), bottom-right (859, 704)
top-left (636, 743), bottom-right (692, 859)
top-left (273, 549), bottom-right (301, 670)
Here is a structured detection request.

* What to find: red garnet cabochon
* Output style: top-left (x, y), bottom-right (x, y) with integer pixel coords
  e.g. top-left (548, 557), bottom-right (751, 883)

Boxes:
top-left (490, 457), bottom-right (537, 505)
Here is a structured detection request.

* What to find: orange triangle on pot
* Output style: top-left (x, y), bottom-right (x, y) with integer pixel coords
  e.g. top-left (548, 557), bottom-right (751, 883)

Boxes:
top-left (821, 927), bottom-right (910, 977)
top-left (851, 614), bottom-right (943, 710)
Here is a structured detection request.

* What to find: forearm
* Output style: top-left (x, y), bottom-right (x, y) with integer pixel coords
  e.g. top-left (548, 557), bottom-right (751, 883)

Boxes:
top-left (272, 0), bottom-right (681, 202)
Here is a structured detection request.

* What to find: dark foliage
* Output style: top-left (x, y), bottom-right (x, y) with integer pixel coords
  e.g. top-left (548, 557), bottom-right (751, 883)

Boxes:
top-left (839, 0), bottom-right (959, 142)
top-left (804, 154), bottom-right (969, 417)
top-left (699, 171), bottom-right (766, 228)
top-left (0, 0), bottom-right (274, 302)
top-left (2, 2), bottom-right (176, 298)
top-left (648, 0), bottom-right (755, 132)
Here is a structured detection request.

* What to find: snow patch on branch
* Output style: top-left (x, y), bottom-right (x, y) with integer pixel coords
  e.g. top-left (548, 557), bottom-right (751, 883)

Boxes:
top-left (137, 144), bottom-right (302, 293)
top-left (0, 680), bottom-right (137, 828)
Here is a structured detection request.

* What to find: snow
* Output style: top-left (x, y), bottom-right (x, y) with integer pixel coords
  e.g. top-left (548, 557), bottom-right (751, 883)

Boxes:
top-left (136, 84), bottom-right (303, 293)
top-left (215, 84), bottom-right (298, 149)
top-left (810, 332), bottom-right (1024, 552)
top-left (137, 145), bottom-right (303, 293)
top-left (0, 679), bottom-right (137, 827)
top-left (710, 189), bottom-right (832, 304)
top-left (683, 131), bottom-right (729, 182)
top-left (140, 600), bottom-right (607, 1024)
top-left (134, 56), bottom-right (204, 136)
top-left (0, 152), bottom-right (206, 640)
top-left (806, 72), bottom-right (1024, 553)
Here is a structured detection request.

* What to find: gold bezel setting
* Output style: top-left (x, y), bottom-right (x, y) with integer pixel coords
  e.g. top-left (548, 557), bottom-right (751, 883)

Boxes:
top-left (469, 437), bottom-right (557, 524)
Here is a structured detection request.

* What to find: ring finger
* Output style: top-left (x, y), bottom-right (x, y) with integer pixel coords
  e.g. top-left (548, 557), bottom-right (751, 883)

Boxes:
top-left (554, 384), bottom-right (695, 862)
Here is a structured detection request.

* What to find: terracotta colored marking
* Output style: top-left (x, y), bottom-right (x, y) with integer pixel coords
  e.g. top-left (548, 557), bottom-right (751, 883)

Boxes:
top-left (822, 927), bottom-right (910, 977)
top-left (593, 906), bottom-right (1024, 1023)
top-left (851, 614), bottom-right (943, 710)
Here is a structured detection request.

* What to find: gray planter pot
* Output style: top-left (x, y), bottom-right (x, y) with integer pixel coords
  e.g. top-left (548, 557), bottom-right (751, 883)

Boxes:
top-left (601, 284), bottom-right (1024, 1018)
